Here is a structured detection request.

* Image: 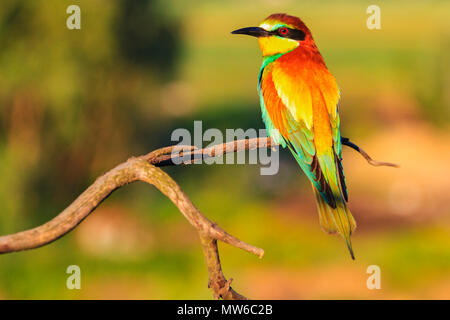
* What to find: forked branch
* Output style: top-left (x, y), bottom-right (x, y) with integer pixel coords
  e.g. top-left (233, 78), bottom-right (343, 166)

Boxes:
top-left (0, 136), bottom-right (397, 299)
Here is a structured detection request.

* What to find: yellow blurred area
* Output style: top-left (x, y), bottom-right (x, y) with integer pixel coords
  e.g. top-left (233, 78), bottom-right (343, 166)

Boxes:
top-left (0, 0), bottom-right (449, 299)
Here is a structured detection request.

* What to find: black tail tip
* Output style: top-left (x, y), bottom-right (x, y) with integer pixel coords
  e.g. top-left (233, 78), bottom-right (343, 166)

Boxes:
top-left (347, 241), bottom-right (356, 260)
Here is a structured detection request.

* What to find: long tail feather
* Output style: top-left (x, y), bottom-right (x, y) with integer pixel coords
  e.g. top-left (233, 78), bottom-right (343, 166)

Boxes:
top-left (312, 183), bottom-right (356, 259)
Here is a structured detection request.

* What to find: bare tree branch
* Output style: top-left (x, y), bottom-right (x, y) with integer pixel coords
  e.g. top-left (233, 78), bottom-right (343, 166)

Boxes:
top-left (147, 136), bottom-right (399, 168)
top-left (0, 136), bottom-right (397, 300)
top-left (341, 137), bottom-right (399, 168)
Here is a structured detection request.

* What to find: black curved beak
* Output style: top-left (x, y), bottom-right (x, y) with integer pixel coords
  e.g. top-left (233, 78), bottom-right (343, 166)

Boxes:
top-left (231, 27), bottom-right (269, 38)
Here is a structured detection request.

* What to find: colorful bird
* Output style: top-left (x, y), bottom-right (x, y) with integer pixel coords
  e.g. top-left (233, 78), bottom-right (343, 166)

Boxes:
top-left (232, 13), bottom-right (356, 259)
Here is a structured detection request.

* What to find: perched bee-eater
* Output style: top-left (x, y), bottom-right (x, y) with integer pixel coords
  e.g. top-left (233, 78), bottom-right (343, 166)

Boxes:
top-left (232, 13), bottom-right (356, 259)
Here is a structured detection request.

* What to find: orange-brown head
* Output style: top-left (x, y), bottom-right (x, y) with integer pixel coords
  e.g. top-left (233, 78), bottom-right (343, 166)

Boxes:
top-left (232, 13), bottom-right (315, 56)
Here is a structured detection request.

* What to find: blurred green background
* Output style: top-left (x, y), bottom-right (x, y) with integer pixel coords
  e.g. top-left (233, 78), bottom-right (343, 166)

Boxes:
top-left (0, 0), bottom-right (449, 299)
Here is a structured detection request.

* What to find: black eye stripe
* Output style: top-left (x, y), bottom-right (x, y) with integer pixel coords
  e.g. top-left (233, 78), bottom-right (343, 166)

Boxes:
top-left (268, 27), bottom-right (306, 41)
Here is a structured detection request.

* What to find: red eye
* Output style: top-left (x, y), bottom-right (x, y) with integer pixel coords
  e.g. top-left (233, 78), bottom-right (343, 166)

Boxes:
top-left (279, 27), bottom-right (288, 35)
